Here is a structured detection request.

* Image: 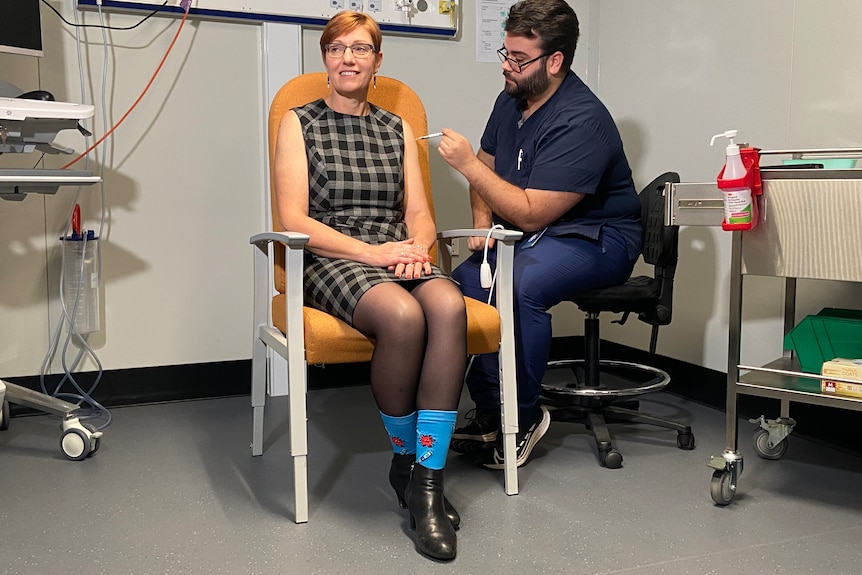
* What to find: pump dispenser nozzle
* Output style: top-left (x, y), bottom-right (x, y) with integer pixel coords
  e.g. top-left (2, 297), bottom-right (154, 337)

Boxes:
top-left (711, 130), bottom-right (741, 157)
top-left (710, 130), bottom-right (737, 147)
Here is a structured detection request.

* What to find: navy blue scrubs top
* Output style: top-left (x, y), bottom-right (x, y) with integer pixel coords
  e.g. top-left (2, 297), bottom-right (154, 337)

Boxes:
top-left (480, 70), bottom-right (642, 259)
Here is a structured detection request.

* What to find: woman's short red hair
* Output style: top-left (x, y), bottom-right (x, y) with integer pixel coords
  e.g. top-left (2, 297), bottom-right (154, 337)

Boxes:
top-left (320, 11), bottom-right (382, 54)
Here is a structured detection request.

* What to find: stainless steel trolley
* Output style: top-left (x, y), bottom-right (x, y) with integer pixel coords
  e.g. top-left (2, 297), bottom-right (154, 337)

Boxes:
top-left (668, 149), bottom-right (862, 505)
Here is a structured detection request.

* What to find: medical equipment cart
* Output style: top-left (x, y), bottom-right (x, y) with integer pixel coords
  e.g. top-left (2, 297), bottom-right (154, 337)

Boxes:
top-left (1, 94), bottom-right (103, 459)
top-left (668, 150), bottom-right (862, 505)
top-left (1, 168), bottom-right (104, 459)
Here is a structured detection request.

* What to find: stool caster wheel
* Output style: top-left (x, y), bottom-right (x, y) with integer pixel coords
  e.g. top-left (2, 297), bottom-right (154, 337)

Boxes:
top-left (677, 431), bottom-right (696, 450)
top-left (0, 400), bottom-right (9, 431)
top-left (601, 448), bottom-right (623, 469)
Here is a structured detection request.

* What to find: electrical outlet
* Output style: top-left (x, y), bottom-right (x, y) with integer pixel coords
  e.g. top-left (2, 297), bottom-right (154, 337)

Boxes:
top-left (449, 238), bottom-right (460, 257)
top-left (368, 0), bottom-right (382, 11)
top-left (330, 0), bottom-right (344, 9)
top-left (348, 0), bottom-right (363, 9)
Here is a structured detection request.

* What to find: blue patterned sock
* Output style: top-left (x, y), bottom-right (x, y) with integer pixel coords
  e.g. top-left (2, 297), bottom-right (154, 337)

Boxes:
top-left (416, 410), bottom-right (457, 470)
top-left (379, 411), bottom-right (417, 456)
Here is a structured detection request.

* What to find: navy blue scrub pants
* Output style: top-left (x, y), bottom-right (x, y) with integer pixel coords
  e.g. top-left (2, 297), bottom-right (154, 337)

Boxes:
top-left (451, 228), bottom-right (638, 426)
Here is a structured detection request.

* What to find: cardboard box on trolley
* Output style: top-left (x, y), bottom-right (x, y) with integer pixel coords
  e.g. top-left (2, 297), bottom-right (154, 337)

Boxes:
top-left (821, 358), bottom-right (862, 398)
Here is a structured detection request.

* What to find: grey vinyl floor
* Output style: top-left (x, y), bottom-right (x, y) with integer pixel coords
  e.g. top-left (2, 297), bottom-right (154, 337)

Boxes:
top-left (2, 386), bottom-right (862, 575)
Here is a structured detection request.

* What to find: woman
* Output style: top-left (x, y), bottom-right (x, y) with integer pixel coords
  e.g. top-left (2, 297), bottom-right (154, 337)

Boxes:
top-left (273, 11), bottom-right (465, 562)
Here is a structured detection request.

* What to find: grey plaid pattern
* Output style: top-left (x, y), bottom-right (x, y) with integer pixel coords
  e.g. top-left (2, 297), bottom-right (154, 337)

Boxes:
top-left (294, 99), bottom-right (449, 325)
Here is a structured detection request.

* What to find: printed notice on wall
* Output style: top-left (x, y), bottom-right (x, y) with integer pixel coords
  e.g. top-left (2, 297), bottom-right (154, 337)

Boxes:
top-left (477, 0), bottom-right (517, 63)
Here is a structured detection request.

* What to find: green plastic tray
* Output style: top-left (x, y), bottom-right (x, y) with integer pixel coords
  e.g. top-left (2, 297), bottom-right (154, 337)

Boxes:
top-left (782, 158), bottom-right (857, 169)
top-left (784, 308), bottom-right (862, 374)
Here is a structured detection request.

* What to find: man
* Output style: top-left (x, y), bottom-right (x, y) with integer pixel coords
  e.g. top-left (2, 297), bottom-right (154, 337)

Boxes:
top-left (437, 0), bottom-right (642, 469)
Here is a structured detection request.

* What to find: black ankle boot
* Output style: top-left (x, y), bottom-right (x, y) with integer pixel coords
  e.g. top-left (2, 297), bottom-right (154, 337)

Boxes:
top-left (404, 463), bottom-right (457, 561)
top-left (389, 453), bottom-right (460, 529)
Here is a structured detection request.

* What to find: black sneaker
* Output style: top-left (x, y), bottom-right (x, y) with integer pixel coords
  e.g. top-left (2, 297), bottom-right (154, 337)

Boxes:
top-left (451, 408), bottom-right (500, 442)
top-left (480, 405), bottom-right (551, 469)
top-left (449, 438), bottom-right (495, 455)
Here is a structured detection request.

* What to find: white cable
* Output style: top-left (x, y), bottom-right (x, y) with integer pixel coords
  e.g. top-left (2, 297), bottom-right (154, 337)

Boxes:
top-left (465, 225), bottom-right (506, 383)
top-left (480, 225), bottom-right (503, 290)
top-left (464, 354), bottom-right (477, 385)
top-left (480, 224), bottom-right (504, 292)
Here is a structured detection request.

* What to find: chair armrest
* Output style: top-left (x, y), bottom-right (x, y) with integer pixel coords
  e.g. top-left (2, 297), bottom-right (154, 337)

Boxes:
top-left (250, 231), bottom-right (309, 361)
top-left (436, 228), bottom-right (523, 273)
top-left (250, 231), bottom-right (310, 249)
top-left (437, 228), bottom-right (522, 243)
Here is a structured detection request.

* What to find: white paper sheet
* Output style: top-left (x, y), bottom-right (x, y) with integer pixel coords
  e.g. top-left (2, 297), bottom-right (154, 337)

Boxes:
top-left (476, 0), bottom-right (517, 63)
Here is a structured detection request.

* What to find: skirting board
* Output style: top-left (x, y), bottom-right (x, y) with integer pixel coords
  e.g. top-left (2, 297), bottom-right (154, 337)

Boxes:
top-left (4, 337), bottom-right (860, 456)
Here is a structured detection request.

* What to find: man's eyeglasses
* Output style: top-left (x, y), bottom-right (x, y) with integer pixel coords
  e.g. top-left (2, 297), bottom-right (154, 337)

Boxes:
top-left (496, 48), bottom-right (549, 73)
top-left (324, 43), bottom-right (376, 59)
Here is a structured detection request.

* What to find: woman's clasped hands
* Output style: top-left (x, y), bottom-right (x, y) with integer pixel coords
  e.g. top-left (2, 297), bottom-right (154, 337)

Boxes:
top-left (385, 239), bottom-right (432, 279)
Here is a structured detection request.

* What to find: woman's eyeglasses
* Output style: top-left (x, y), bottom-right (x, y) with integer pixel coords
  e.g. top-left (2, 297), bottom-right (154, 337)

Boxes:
top-left (324, 43), bottom-right (376, 59)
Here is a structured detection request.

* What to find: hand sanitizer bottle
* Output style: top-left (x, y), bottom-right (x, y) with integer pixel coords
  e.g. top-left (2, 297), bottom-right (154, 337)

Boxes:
top-left (711, 130), bottom-right (753, 226)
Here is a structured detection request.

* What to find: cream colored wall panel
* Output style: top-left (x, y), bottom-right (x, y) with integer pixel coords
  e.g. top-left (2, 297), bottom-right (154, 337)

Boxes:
top-left (0, 198), bottom-right (54, 378)
top-left (788, 0), bottom-right (862, 147)
top-left (594, 1), bottom-right (795, 371)
top-left (597, 1), bottom-right (862, 372)
top-left (1, 7), bottom-right (264, 376)
top-left (78, 19), bottom-right (264, 369)
top-left (0, 54), bottom-right (40, 94)
top-left (599, 1), bottom-right (794, 183)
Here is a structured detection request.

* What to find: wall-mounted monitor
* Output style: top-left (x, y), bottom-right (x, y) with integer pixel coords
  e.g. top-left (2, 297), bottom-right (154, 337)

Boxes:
top-left (0, 0), bottom-right (43, 57)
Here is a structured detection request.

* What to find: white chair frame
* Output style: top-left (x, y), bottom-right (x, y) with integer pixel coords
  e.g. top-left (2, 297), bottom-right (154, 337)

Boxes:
top-left (250, 227), bottom-right (522, 523)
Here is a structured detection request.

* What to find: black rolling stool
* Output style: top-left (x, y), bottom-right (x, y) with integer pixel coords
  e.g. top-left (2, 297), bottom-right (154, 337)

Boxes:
top-left (540, 172), bottom-right (695, 468)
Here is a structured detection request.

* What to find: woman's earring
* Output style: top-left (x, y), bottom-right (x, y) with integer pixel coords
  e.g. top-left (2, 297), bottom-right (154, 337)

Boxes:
top-left (373, 75), bottom-right (377, 89)
top-left (326, 76), bottom-right (330, 88)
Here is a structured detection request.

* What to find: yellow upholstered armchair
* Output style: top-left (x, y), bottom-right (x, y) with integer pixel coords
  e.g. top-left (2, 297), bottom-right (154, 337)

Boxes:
top-left (250, 73), bottom-right (522, 523)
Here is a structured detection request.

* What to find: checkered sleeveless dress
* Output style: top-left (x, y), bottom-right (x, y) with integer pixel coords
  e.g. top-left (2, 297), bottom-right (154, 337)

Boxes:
top-left (294, 99), bottom-right (449, 325)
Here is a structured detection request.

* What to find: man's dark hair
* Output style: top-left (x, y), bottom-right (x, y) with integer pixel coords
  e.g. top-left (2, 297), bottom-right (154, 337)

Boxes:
top-left (505, 0), bottom-right (579, 72)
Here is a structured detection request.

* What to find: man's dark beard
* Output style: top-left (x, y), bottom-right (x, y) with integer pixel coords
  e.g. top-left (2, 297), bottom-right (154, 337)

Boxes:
top-left (504, 58), bottom-right (550, 104)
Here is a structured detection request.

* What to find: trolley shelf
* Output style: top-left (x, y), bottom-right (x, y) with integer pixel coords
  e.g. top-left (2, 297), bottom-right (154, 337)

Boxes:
top-left (736, 357), bottom-right (862, 410)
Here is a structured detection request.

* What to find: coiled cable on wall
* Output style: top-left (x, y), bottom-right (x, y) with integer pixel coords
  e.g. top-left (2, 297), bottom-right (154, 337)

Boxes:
top-left (36, 1), bottom-right (191, 428)
top-left (36, 2), bottom-right (114, 430)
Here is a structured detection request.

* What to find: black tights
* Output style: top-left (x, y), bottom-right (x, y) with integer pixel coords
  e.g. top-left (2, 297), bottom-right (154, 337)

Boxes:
top-left (351, 278), bottom-right (467, 416)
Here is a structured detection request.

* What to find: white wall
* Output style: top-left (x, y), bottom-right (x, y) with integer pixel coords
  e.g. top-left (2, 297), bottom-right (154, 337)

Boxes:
top-left (1, 2), bottom-right (265, 377)
top-left (2, 0), bottom-right (862, 381)
top-left (593, 0), bottom-right (862, 371)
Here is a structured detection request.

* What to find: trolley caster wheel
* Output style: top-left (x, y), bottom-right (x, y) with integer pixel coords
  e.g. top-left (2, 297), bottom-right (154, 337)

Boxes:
top-left (60, 427), bottom-right (91, 461)
top-left (0, 400), bottom-right (9, 431)
top-left (753, 428), bottom-right (788, 460)
top-left (710, 469), bottom-right (736, 506)
top-left (601, 449), bottom-right (623, 469)
top-left (83, 423), bottom-right (101, 456)
top-left (677, 431), bottom-right (696, 450)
